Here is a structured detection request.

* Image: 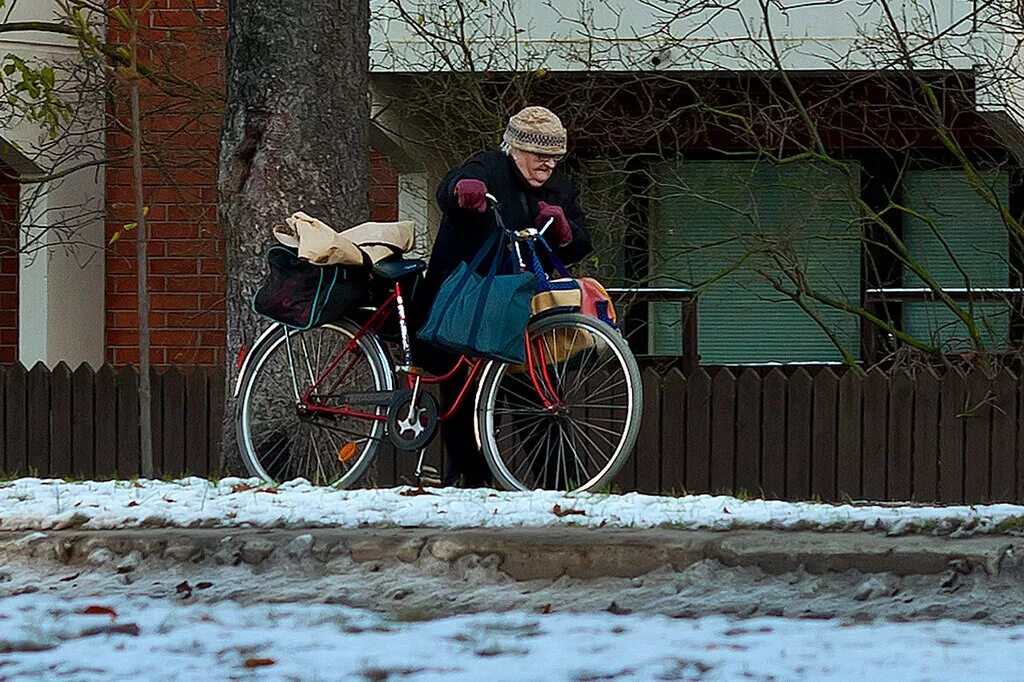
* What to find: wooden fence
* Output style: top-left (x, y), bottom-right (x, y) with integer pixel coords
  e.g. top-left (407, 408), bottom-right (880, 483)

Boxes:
top-left (1, 362), bottom-right (1022, 503)
top-left (0, 363), bottom-right (224, 479)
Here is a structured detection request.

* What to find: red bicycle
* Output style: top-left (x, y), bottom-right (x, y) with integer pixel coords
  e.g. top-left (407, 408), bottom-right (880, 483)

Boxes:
top-left (234, 199), bottom-right (642, 492)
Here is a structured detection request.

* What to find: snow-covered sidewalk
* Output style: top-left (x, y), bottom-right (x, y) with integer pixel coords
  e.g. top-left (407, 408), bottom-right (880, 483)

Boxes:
top-left (0, 477), bottom-right (1022, 535)
top-left (2, 593), bottom-right (1022, 681)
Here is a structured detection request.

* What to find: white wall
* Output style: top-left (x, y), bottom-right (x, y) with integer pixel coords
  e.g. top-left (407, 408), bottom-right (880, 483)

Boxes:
top-left (1, 1), bottom-right (106, 368)
top-left (371, 0), bottom-right (991, 72)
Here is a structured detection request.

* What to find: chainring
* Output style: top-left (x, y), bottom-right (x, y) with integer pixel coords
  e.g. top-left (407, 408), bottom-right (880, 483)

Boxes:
top-left (385, 388), bottom-right (440, 451)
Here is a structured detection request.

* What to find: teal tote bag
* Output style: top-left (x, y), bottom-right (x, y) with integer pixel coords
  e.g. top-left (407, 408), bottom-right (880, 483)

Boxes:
top-left (418, 229), bottom-right (536, 363)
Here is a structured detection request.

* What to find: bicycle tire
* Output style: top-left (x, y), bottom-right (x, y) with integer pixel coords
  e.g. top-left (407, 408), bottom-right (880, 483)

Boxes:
top-left (235, 320), bottom-right (393, 488)
top-left (474, 312), bottom-right (643, 493)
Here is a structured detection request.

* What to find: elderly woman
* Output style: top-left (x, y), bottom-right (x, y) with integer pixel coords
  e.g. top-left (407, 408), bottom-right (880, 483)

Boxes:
top-left (417, 106), bottom-right (593, 487)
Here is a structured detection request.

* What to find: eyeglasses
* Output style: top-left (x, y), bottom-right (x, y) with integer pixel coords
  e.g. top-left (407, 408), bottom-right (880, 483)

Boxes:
top-left (530, 152), bottom-right (563, 164)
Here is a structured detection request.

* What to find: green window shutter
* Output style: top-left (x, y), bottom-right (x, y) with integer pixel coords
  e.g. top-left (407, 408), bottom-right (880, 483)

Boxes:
top-left (649, 160), bottom-right (861, 363)
top-left (902, 170), bottom-right (1010, 352)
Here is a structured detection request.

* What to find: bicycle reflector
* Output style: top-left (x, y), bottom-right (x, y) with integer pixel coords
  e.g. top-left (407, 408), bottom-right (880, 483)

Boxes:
top-left (337, 442), bottom-right (358, 462)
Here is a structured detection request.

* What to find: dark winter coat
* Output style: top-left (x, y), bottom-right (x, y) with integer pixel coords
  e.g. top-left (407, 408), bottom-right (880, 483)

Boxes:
top-left (425, 150), bottom-right (592, 286)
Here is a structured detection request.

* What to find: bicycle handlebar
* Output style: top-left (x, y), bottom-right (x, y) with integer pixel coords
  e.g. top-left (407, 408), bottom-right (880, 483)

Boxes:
top-left (484, 193), bottom-right (554, 240)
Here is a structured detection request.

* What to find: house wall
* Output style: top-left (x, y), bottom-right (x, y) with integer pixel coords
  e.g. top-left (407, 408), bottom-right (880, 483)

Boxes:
top-left (100, 3), bottom-right (405, 367)
top-left (2, 0), bottom-right (106, 369)
top-left (0, 176), bottom-right (18, 364)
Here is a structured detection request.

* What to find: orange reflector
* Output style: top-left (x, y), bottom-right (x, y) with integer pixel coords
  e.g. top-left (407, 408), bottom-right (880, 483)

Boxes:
top-left (337, 442), bottom-right (358, 462)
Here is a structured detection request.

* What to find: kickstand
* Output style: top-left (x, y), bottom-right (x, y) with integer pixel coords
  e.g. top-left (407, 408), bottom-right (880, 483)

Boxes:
top-left (413, 448), bottom-right (441, 488)
top-left (414, 447), bottom-right (427, 485)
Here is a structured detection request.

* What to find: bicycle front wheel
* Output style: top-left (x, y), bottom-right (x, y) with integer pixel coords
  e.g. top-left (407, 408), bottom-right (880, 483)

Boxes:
top-left (236, 320), bottom-right (392, 487)
top-left (474, 312), bottom-right (642, 493)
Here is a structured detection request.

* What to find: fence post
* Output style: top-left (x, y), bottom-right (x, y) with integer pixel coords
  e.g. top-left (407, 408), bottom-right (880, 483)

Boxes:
top-left (990, 370), bottom-right (1017, 502)
top-left (660, 369), bottom-right (686, 494)
top-left (939, 370), bottom-right (966, 504)
top-left (734, 369), bottom-right (761, 498)
top-left (912, 369), bottom-right (940, 502)
top-left (786, 368), bottom-right (813, 501)
top-left (887, 371), bottom-right (914, 501)
top-left (811, 368), bottom-right (838, 501)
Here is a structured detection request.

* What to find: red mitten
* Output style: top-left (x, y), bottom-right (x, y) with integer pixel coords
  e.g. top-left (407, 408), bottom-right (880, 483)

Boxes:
top-left (454, 179), bottom-right (488, 213)
top-left (536, 201), bottom-right (572, 245)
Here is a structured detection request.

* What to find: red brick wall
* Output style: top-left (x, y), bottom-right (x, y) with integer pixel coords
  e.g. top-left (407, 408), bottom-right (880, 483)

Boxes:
top-left (105, 1), bottom-right (226, 366)
top-left (370, 151), bottom-right (399, 221)
top-left (104, 2), bottom-right (401, 367)
top-left (0, 174), bottom-right (17, 364)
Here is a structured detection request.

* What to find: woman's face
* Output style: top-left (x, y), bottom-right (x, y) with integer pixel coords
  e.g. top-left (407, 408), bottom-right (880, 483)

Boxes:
top-left (513, 149), bottom-right (561, 187)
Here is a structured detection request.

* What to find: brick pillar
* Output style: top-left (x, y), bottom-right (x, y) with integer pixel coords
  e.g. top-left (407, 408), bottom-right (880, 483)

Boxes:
top-left (105, 2), bottom-right (226, 366)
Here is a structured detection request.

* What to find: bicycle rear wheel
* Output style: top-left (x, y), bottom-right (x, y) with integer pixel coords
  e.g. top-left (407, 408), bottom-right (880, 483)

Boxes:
top-left (474, 312), bottom-right (642, 493)
top-left (235, 320), bottom-right (392, 487)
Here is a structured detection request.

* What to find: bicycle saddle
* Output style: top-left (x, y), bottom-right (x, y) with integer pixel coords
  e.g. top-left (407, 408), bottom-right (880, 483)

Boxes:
top-left (372, 258), bottom-right (426, 280)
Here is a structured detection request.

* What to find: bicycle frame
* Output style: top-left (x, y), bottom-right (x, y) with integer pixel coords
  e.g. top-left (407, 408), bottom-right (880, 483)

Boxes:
top-left (289, 281), bottom-right (486, 423)
top-left (279, 195), bottom-right (563, 427)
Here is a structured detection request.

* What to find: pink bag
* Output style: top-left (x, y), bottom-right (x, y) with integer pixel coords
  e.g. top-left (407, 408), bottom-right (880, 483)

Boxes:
top-left (579, 277), bottom-right (617, 327)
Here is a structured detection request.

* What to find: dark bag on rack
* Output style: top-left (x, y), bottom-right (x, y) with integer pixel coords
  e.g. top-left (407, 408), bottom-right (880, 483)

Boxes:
top-left (253, 245), bottom-right (368, 330)
top-left (526, 238), bottom-right (618, 328)
top-left (417, 230), bottom-right (536, 363)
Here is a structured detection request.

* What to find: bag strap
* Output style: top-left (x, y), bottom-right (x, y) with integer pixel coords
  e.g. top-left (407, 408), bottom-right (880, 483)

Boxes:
top-left (469, 227), bottom-right (504, 274)
top-left (535, 234), bottom-right (573, 279)
top-left (524, 240), bottom-right (553, 292)
top-left (467, 230), bottom-right (514, 344)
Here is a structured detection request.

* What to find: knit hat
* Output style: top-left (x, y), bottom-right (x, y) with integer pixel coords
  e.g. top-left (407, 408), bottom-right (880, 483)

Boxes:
top-left (503, 106), bottom-right (567, 155)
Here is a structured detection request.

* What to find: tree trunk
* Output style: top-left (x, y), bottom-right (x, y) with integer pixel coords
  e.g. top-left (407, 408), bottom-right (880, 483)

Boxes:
top-left (218, 0), bottom-right (370, 473)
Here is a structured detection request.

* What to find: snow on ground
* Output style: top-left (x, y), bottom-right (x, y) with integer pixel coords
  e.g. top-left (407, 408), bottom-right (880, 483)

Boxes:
top-left (1, 594), bottom-right (1022, 681)
top-left (0, 477), bottom-right (1022, 534)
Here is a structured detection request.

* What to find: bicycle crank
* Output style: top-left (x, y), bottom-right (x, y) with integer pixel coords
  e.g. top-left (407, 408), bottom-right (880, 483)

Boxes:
top-left (385, 389), bottom-right (439, 451)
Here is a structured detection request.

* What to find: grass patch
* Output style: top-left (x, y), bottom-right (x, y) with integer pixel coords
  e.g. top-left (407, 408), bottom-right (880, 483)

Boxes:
top-left (992, 516), bottom-right (1024, 534)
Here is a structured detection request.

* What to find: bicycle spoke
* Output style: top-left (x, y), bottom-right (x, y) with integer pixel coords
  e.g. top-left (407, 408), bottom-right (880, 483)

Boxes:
top-left (565, 417), bottom-right (614, 469)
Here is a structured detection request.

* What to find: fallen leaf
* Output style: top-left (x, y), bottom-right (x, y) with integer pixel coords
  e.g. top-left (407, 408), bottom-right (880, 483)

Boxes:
top-left (162, 497), bottom-right (176, 503)
top-left (255, 487), bottom-right (278, 495)
top-left (196, 582), bottom-right (213, 590)
top-left (81, 605), bottom-right (117, 619)
top-left (126, 501), bottom-right (140, 508)
top-left (231, 483), bottom-right (254, 494)
top-left (175, 581), bottom-right (193, 598)
top-left (598, 519), bottom-right (607, 528)
top-left (59, 573), bottom-right (81, 582)
top-left (722, 506), bottom-right (731, 514)
top-left (552, 504), bottom-right (585, 518)
top-left (541, 604), bottom-right (552, 614)
top-left (243, 658), bottom-right (277, 668)
top-left (399, 486), bottom-right (437, 497)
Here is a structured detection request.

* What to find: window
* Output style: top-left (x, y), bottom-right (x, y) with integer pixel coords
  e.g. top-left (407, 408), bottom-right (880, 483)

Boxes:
top-left (901, 169), bottom-right (1011, 352)
top-left (649, 160), bottom-right (862, 363)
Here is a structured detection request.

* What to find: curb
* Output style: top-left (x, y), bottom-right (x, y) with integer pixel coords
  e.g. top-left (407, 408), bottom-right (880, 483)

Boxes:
top-left (1, 527), bottom-right (1019, 581)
